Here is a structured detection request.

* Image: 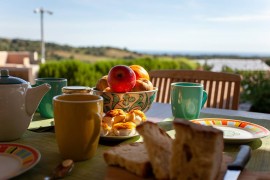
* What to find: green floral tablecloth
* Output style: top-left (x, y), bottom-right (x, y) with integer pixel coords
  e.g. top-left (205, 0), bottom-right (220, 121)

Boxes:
top-left (13, 131), bottom-right (114, 179)
top-left (8, 112), bottom-right (270, 179)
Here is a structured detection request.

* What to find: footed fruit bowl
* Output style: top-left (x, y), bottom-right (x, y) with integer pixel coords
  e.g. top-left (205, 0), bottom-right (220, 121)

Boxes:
top-left (92, 87), bottom-right (158, 113)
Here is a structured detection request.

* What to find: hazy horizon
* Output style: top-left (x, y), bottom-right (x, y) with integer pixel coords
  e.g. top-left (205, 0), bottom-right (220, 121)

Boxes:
top-left (2, 36), bottom-right (270, 58)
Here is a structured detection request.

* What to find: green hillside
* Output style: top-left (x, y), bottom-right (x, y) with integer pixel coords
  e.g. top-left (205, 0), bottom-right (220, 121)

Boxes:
top-left (0, 37), bottom-right (144, 62)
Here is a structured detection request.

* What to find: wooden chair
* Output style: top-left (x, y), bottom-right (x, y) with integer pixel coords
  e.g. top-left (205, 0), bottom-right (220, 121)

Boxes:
top-left (149, 70), bottom-right (241, 110)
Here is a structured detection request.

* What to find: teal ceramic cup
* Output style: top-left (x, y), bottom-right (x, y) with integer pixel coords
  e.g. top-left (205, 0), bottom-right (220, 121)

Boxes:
top-left (171, 82), bottom-right (208, 120)
top-left (34, 78), bottom-right (67, 118)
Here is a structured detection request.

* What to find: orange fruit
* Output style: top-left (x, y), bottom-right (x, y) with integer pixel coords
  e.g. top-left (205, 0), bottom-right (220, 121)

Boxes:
top-left (129, 65), bottom-right (150, 80)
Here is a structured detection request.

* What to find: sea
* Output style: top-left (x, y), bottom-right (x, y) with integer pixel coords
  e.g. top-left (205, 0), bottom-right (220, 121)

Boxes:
top-left (136, 50), bottom-right (270, 58)
top-left (136, 50), bottom-right (270, 71)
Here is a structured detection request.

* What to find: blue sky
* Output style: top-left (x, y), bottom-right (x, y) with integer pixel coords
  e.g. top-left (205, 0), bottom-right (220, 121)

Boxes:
top-left (1, 0), bottom-right (270, 54)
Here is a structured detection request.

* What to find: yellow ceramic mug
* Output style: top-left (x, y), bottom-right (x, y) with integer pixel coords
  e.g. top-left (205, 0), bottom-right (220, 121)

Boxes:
top-left (53, 94), bottom-right (103, 161)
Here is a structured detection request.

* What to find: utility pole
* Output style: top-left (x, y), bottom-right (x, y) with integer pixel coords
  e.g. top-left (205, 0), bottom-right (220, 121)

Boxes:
top-left (34, 7), bottom-right (53, 63)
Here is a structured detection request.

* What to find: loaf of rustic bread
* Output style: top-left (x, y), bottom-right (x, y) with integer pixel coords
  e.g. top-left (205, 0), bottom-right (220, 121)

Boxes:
top-left (103, 142), bottom-right (152, 177)
top-left (103, 119), bottom-right (223, 180)
top-left (170, 118), bottom-right (224, 180)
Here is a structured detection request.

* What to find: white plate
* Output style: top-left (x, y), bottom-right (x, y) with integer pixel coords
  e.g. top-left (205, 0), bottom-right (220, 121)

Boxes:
top-left (191, 118), bottom-right (270, 143)
top-left (100, 133), bottom-right (139, 140)
top-left (0, 143), bottom-right (41, 179)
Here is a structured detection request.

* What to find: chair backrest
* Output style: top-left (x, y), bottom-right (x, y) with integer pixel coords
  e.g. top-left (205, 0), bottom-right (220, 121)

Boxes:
top-left (149, 70), bottom-right (241, 110)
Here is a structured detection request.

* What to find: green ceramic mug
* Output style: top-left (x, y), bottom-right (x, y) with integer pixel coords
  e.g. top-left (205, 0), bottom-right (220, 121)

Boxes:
top-left (171, 82), bottom-right (208, 120)
top-left (34, 78), bottom-right (67, 118)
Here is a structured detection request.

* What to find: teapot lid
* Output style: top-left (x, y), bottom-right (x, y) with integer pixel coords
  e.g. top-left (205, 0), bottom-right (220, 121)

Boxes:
top-left (0, 69), bottom-right (28, 84)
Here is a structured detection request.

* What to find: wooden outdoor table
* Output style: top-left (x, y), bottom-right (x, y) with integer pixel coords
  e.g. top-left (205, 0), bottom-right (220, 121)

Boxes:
top-left (7, 103), bottom-right (270, 179)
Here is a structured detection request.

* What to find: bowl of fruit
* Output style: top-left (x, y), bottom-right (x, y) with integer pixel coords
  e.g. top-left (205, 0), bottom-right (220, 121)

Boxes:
top-left (92, 65), bottom-right (158, 113)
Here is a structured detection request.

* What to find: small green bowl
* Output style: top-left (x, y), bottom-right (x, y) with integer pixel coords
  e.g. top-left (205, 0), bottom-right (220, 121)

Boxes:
top-left (92, 87), bottom-right (158, 113)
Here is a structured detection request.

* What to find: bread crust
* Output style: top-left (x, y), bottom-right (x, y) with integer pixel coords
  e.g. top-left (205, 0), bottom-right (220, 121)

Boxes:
top-left (171, 119), bottom-right (224, 180)
top-left (136, 121), bottom-right (173, 180)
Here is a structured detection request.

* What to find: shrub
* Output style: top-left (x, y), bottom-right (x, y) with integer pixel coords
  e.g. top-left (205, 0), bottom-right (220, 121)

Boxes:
top-left (38, 57), bottom-right (198, 87)
top-left (38, 60), bottom-right (96, 86)
top-left (239, 71), bottom-right (270, 113)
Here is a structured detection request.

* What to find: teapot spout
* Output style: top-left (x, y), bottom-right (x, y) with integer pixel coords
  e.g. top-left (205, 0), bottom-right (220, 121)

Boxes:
top-left (26, 83), bottom-right (51, 116)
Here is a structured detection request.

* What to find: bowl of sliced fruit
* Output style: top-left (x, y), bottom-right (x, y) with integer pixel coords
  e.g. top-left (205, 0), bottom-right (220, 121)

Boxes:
top-left (92, 65), bottom-right (158, 113)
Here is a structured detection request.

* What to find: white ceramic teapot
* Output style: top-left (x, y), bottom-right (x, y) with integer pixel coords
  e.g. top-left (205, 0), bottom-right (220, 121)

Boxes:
top-left (0, 69), bottom-right (51, 141)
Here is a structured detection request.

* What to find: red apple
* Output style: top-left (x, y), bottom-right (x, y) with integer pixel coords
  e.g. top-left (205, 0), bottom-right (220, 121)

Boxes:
top-left (107, 65), bottom-right (136, 93)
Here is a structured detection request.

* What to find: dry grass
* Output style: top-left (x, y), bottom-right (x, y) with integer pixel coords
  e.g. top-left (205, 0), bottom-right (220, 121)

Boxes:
top-left (49, 48), bottom-right (143, 62)
top-left (52, 50), bottom-right (105, 62)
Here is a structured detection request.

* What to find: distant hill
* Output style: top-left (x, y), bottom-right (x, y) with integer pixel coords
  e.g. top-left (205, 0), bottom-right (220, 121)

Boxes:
top-left (1, 37), bottom-right (269, 64)
top-left (0, 37), bottom-right (144, 62)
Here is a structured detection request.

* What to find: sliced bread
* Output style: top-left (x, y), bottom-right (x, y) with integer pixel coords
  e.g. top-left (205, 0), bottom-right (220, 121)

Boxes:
top-left (136, 121), bottom-right (173, 179)
top-left (170, 118), bottom-right (224, 180)
top-left (103, 142), bottom-right (151, 177)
